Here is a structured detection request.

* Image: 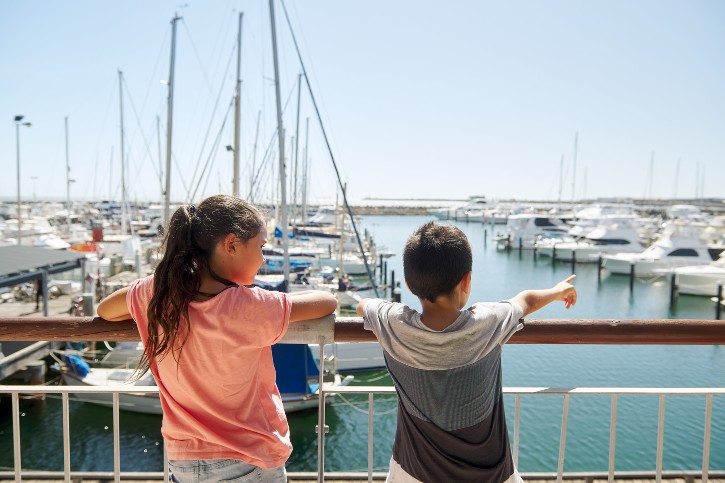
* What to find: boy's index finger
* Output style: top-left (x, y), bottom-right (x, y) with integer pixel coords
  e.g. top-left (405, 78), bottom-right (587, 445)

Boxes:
top-left (563, 274), bottom-right (576, 284)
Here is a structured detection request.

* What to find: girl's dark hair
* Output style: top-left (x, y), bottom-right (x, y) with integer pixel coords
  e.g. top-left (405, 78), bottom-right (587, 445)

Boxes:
top-left (403, 222), bottom-right (472, 302)
top-left (135, 195), bottom-right (264, 378)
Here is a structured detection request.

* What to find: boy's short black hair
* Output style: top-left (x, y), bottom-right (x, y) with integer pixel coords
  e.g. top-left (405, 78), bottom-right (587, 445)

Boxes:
top-left (403, 222), bottom-right (472, 302)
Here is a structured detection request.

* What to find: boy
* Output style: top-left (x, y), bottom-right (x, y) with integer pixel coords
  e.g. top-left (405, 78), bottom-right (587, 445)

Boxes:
top-left (357, 222), bottom-right (577, 483)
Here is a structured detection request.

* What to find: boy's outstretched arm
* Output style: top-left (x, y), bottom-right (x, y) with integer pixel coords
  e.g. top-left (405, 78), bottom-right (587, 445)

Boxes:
top-left (356, 299), bottom-right (371, 317)
top-left (509, 275), bottom-right (577, 317)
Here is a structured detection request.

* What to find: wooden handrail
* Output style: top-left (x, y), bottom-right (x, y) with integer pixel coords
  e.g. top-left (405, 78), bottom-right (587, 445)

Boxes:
top-left (1, 316), bottom-right (724, 344)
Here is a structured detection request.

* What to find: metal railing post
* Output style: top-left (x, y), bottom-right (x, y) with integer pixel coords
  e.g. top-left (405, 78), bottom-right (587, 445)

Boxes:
top-left (556, 394), bottom-right (570, 483)
top-left (513, 394), bottom-right (521, 467)
top-left (63, 392), bottom-right (71, 481)
top-left (608, 394), bottom-right (618, 483)
top-left (655, 394), bottom-right (666, 483)
top-left (368, 393), bottom-right (374, 483)
top-left (703, 394), bottom-right (713, 483)
top-left (317, 335), bottom-right (326, 483)
top-left (113, 392), bottom-right (121, 483)
top-left (12, 392), bottom-right (21, 482)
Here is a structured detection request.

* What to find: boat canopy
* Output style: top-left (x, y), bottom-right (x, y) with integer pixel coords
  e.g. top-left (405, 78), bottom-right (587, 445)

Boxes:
top-left (271, 344), bottom-right (320, 395)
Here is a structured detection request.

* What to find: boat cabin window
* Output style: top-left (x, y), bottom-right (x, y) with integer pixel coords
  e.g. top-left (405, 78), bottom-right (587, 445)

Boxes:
top-left (667, 249), bottom-right (699, 257)
top-left (534, 218), bottom-right (560, 227)
top-left (708, 248), bottom-right (725, 261)
top-left (588, 238), bottom-right (632, 246)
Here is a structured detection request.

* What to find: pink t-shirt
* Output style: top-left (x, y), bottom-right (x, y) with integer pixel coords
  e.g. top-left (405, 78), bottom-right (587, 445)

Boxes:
top-left (126, 275), bottom-right (292, 468)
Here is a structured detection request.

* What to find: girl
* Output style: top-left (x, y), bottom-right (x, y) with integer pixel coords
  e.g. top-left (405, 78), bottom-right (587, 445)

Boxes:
top-left (98, 195), bottom-right (338, 482)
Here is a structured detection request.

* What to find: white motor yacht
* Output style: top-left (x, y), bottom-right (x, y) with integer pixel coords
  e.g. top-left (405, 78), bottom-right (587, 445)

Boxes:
top-left (546, 221), bottom-right (645, 262)
top-left (603, 223), bottom-right (724, 276)
top-left (497, 213), bottom-right (570, 249)
top-left (673, 253), bottom-right (725, 296)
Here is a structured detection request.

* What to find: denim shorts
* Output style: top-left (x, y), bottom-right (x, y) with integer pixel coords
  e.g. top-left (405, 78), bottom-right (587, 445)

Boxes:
top-left (169, 459), bottom-right (287, 482)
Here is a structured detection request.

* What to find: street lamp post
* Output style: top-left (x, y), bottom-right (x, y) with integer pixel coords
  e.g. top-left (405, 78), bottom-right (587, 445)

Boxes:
top-left (14, 115), bottom-right (32, 245)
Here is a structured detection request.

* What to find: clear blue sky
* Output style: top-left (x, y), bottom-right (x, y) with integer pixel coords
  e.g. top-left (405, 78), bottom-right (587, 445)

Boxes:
top-left (2, 0), bottom-right (724, 205)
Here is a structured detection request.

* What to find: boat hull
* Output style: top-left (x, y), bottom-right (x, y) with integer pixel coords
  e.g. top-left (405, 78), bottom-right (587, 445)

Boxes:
top-left (604, 255), bottom-right (711, 276)
top-left (675, 268), bottom-right (725, 296)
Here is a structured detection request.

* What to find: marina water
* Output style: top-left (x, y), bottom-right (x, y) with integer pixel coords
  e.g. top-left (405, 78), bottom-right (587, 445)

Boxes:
top-left (1, 215), bottom-right (724, 474)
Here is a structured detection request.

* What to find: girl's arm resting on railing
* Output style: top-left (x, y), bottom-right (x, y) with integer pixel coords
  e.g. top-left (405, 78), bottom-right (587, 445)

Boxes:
top-left (508, 275), bottom-right (577, 317)
top-left (289, 290), bottom-right (338, 322)
top-left (97, 287), bottom-right (132, 321)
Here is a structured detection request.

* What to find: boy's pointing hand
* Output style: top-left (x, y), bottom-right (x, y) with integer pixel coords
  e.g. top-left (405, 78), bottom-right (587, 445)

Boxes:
top-left (555, 274), bottom-right (577, 309)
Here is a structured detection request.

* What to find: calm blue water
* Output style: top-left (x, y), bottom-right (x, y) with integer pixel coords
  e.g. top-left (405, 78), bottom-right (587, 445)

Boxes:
top-left (1, 215), bottom-right (723, 474)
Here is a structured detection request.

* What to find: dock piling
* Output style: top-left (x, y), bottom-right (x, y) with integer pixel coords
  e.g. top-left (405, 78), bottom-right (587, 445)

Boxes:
top-left (393, 282), bottom-right (401, 302)
top-left (669, 273), bottom-right (678, 307)
top-left (390, 270), bottom-right (396, 300)
top-left (629, 263), bottom-right (635, 292)
top-left (553, 245), bottom-right (557, 265)
top-left (378, 255), bottom-right (384, 284)
top-left (597, 256), bottom-right (603, 281)
top-left (717, 284), bottom-right (723, 320)
top-left (571, 250), bottom-right (576, 273)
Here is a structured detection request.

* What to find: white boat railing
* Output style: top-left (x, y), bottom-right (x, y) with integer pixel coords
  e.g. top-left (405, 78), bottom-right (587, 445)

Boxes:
top-left (1, 384), bottom-right (723, 482)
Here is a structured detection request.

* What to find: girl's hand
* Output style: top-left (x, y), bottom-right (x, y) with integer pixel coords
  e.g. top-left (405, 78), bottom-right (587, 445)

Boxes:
top-left (555, 275), bottom-right (577, 309)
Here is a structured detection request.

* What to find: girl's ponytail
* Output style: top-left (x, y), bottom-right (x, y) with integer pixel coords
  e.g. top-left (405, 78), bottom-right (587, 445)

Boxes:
top-left (137, 205), bottom-right (201, 378)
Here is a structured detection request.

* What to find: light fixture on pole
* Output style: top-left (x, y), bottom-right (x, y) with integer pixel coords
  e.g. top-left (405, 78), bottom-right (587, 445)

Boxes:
top-left (15, 115), bottom-right (32, 245)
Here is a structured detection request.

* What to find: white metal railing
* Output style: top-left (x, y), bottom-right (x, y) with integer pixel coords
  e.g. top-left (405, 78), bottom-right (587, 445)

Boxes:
top-left (2, 385), bottom-right (723, 482)
top-left (321, 386), bottom-right (725, 483)
top-left (1, 385), bottom-right (164, 483)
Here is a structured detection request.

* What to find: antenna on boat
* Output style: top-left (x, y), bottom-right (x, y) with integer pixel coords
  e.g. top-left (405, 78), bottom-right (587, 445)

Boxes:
top-left (673, 157), bottom-right (680, 199)
top-left (558, 154), bottom-right (564, 204)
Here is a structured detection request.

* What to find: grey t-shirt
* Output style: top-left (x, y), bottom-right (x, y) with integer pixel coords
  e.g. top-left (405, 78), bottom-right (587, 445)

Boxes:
top-left (363, 299), bottom-right (524, 482)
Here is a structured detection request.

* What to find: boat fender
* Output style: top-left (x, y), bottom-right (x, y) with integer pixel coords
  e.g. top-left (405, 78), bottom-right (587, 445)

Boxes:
top-left (64, 354), bottom-right (91, 378)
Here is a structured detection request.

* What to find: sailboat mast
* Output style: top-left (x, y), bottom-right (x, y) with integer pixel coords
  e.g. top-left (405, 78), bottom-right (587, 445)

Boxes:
top-left (338, 183), bottom-right (347, 277)
top-left (156, 115), bottom-right (163, 198)
top-left (119, 70), bottom-right (128, 235)
top-left (233, 12), bottom-right (243, 197)
top-left (249, 110), bottom-right (261, 202)
top-left (301, 117), bottom-right (309, 224)
top-left (293, 73), bottom-right (302, 222)
top-left (269, 0), bottom-right (289, 288)
top-left (65, 116), bottom-right (71, 234)
top-left (557, 154), bottom-right (564, 204)
top-left (571, 132), bottom-right (578, 203)
top-left (164, 14), bottom-right (181, 227)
